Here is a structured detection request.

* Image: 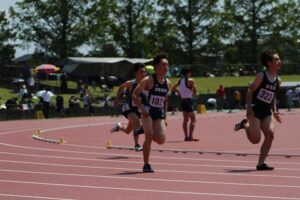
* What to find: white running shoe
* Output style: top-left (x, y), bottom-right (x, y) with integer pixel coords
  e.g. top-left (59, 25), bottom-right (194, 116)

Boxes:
top-left (111, 122), bottom-right (121, 133)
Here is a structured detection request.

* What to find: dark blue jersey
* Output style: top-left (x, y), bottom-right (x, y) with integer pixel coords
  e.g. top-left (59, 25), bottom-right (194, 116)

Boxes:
top-left (252, 71), bottom-right (279, 108)
top-left (147, 74), bottom-right (169, 109)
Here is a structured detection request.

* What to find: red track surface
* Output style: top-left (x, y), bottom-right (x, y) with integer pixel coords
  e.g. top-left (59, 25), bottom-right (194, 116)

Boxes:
top-left (1, 109), bottom-right (300, 200)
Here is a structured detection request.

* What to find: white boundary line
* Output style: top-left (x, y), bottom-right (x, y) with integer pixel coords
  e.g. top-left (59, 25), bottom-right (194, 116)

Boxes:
top-left (1, 169), bottom-right (300, 189)
top-left (0, 193), bottom-right (77, 200)
top-left (1, 143), bottom-right (300, 165)
top-left (1, 158), bottom-right (300, 179)
top-left (0, 179), bottom-right (299, 200)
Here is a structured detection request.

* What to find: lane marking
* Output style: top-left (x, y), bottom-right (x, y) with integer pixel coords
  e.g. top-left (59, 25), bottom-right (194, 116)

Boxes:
top-left (1, 169), bottom-right (300, 189)
top-left (1, 179), bottom-right (299, 200)
top-left (109, 145), bottom-right (300, 158)
top-left (0, 193), bottom-right (77, 200)
top-left (1, 149), bottom-right (300, 168)
top-left (1, 159), bottom-right (300, 179)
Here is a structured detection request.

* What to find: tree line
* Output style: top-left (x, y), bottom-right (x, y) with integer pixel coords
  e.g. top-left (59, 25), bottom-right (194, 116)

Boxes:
top-left (1, 0), bottom-right (300, 74)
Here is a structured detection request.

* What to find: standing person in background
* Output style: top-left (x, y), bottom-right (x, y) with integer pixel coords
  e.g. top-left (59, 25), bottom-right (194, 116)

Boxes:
top-left (132, 53), bottom-right (171, 173)
top-left (234, 49), bottom-right (282, 171)
top-left (41, 87), bottom-right (52, 119)
top-left (111, 63), bottom-right (147, 152)
top-left (216, 84), bottom-right (226, 112)
top-left (172, 67), bottom-right (198, 141)
top-left (233, 90), bottom-right (243, 109)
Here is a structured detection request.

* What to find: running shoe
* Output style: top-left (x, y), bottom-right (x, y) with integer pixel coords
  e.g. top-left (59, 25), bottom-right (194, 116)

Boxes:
top-left (143, 164), bottom-right (154, 173)
top-left (185, 137), bottom-right (199, 142)
top-left (256, 163), bottom-right (274, 171)
top-left (234, 119), bottom-right (248, 131)
top-left (133, 126), bottom-right (144, 136)
top-left (110, 122), bottom-right (121, 133)
top-left (134, 144), bottom-right (143, 152)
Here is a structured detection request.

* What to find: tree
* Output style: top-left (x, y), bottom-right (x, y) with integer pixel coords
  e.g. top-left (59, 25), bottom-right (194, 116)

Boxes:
top-left (10, 0), bottom-right (91, 59)
top-left (111, 0), bottom-right (155, 58)
top-left (223, 0), bottom-right (300, 65)
top-left (85, 0), bottom-right (119, 57)
top-left (0, 11), bottom-right (15, 65)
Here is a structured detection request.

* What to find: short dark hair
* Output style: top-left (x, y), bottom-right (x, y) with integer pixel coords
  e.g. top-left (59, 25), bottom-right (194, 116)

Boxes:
top-left (181, 66), bottom-right (192, 76)
top-left (153, 53), bottom-right (168, 66)
top-left (261, 49), bottom-right (278, 68)
top-left (133, 63), bottom-right (145, 72)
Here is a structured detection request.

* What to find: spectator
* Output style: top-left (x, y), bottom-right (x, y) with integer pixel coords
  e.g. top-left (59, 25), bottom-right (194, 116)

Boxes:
top-left (286, 89), bottom-right (293, 111)
top-left (19, 85), bottom-right (28, 98)
top-left (216, 84), bottom-right (226, 112)
top-left (5, 98), bottom-right (18, 110)
top-left (60, 73), bottom-right (67, 93)
top-left (83, 89), bottom-right (94, 115)
top-left (56, 94), bottom-right (65, 117)
top-left (69, 96), bottom-right (81, 109)
top-left (233, 90), bottom-right (243, 109)
top-left (41, 87), bottom-right (52, 119)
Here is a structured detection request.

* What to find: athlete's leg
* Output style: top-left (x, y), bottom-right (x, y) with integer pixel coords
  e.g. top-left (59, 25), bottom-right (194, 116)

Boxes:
top-left (152, 119), bottom-right (166, 145)
top-left (244, 115), bottom-right (261, 144)
top-left (257, 116), bottom-right (274, 166)
top-left (182, 111), bottom-right (189, 139)
top-left (141, 116), bottom-right (154, 165)
top-left (118, 112), bottom-right (139, 134)
top-left (188, 111), bottom-right (197, 139)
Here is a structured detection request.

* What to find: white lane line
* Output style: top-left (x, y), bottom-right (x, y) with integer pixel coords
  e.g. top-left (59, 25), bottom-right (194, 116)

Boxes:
top-left (2, 143), bottom-right (300, 166)
top-left (1, 150), bottom-right (300, 171)
top-left (0, 193), bottom-right (77, 200)
top-left (0, 128), bottom-right (38, 136)
top-left (1, 169), bottom-right (300, 189)
top-left (1, 159), bottom-right (300, 179)
top-left (1, 151), bottom-right (300, 171)
top-left (0, 179), bottom-right (299, 200)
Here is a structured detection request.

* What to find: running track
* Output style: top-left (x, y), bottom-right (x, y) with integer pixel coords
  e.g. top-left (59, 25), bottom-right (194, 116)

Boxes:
top-left (1, 110), bottom-right (300, 200)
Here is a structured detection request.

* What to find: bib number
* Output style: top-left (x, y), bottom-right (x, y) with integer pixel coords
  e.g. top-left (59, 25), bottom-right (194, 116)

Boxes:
top-left (257, 88), bottom-right (274, 104)
top-left (122, 103), bottom-right (130, 112)
top-left (149, 95), bottom-right (164, 108)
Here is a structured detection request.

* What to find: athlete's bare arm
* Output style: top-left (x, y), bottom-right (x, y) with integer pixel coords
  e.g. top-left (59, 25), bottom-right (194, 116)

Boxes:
top-left (246, 73), bottom-right (264, 117)
top-left (114, 81), bottom-right (132, 106)
top-left (272, 78), bottom-right (282, 123)
top-left (188, 78), bottom-right (197, 96)
top-left (132, 76), bottom-right (153, 117)
top-left (171, 81), bottom-right (180, 96)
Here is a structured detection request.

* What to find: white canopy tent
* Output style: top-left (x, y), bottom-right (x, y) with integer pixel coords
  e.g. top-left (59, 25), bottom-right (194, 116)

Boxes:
top-left (63, 57), bottom-right (152, 80)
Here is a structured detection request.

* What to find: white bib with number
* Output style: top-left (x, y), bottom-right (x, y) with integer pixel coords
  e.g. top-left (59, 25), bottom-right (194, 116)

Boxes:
top-left (149, 95), bottom-right (164, 108)
top-left (122, 103), bottom-right (130, 112)
top-left (256, 88), bottom-right (274, 104)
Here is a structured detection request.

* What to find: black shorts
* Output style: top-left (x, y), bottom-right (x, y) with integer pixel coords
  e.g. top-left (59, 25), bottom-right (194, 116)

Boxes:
top-left (180, 98), bottom-right (195, 112)
top-left (145, 106), bottom-right (165, 121)
top-left (252, 105), bottom-right (272, 120)
top-left (122, 103), bottom-right (141, 119)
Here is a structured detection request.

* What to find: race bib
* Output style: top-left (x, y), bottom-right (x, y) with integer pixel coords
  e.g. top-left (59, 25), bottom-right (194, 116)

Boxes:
top-left (122, 103), bottom-right (130, 112)
top-left (257, 88), bottom-right (275, 104)
top-left (149, 95), bottom-right (164, 108)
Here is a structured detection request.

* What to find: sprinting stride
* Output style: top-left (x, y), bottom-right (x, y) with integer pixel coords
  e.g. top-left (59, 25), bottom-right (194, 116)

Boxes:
top-left (111, 63), bottom-right (147, 152)
top-left (132, 53), bottom-right (171, 173)
top-left (234, 49), bottom-right (282, 171)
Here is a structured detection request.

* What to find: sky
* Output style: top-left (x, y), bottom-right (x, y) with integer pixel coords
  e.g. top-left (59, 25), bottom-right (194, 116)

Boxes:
top-left (0, 0), bottom-right (32, 58)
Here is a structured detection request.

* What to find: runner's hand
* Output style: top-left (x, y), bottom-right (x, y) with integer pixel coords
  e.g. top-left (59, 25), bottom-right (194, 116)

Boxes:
top-left (273, 112), bottom-right (282, 123)
top-left (164, 119), bottom-right (168, 127)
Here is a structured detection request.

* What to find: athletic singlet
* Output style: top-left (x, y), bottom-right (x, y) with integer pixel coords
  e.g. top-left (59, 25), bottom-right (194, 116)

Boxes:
top-left (179, 77), bottom-right (192, 99)
top-left (252, 71), bottom-right (279, 108)
top-left (123, 79), bottom-right (147, 110)
top-left (147, 74), bottom-right (169, 109)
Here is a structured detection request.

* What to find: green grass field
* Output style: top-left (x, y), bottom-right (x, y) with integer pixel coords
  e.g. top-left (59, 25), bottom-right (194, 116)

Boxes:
top-left (1, 75), bottom-right (299, 107)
